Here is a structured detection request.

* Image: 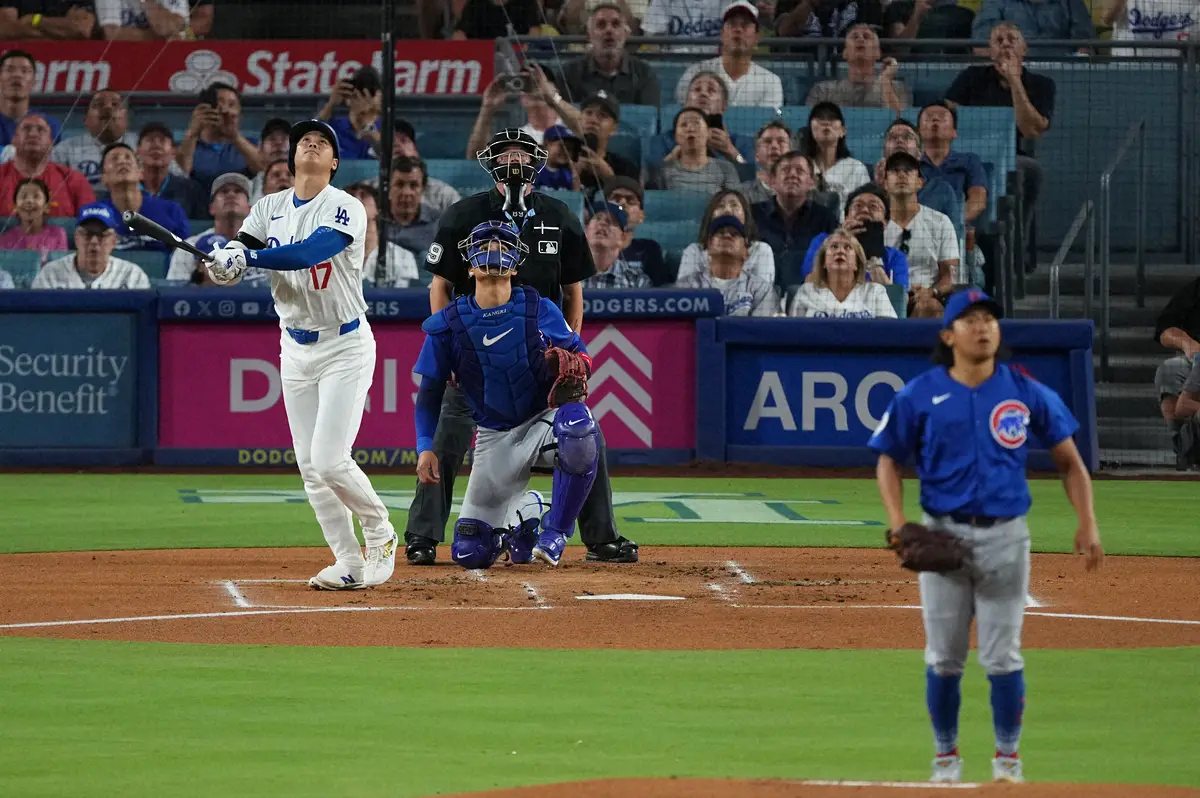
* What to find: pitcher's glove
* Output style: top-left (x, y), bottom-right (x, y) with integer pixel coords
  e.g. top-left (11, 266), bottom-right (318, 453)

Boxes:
top-left (545, 347), bottom-right (591, 408)
top-left (885, 523), bottom-right (970, 573)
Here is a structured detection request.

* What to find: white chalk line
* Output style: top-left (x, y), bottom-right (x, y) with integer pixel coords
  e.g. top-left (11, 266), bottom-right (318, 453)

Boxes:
top-left (707, 583), bottom-right (741, 607)
top-left (220, 580), bottom-right (253, 609)
top-left (795, 780), bottom-right (982, 790)
top-left (1026, 593), bottom-right (1045, 608)
top-left (725, 560), bottom-right (757, 584)
top-left (521, 582), bottom-right (550, 608)
top-left (742, 604), bottom-right (1200, 626)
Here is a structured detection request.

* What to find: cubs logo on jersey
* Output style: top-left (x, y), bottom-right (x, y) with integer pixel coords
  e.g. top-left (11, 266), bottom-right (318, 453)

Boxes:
top-left (990, 400), bottom-right (1031, 450)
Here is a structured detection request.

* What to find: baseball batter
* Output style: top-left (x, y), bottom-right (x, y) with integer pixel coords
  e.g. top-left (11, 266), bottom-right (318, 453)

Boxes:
top-left (413, 220), bottom-right (597, 569)
top-left (205, 119), bottom-right (398, 591)
top-left (868, 289), bottom-right (1103, 784)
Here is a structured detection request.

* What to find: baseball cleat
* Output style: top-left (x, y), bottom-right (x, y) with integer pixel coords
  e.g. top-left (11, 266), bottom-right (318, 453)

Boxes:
top-left (585, 536), bottom-right (639, 563)
top-left (364, 531), bottom-right (398, 586)
top-left (992, 754), bottom-right (1023, 783)
top-left (405, 534), bottom-right (437, 566)
top-left (930, 753), bottom-right (963, 783)
top-left (532, 531), bottom-right (567, 566)
top-left (308, 563), bottom-right (366, 591)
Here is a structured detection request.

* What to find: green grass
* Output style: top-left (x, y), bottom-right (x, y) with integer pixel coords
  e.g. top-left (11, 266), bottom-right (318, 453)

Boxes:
top-left (0, 640), bottom-right (1197, 797)
top-left (0, 474), bottom-right (1196, 556)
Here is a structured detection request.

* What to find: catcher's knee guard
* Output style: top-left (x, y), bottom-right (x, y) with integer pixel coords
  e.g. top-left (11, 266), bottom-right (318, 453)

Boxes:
top-left (451, 518), bottom-right (504, 570)
top-left (553, 402), bottom-right (598, 476)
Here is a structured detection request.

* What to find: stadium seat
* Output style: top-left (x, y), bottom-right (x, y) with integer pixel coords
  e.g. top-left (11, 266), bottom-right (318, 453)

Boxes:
top-left (539, 189), bottom-right (586, 217)
top-left (642, 190), bottom-right (711, 223)
top-left (724, 107), bottom-right (786, 138)
top-left (188, 219), bottom-right (213, 237)
top-left (0, 249), bottom-right (41, 286)
top-left (48, 217), bottom-right (75, 239)
top-left (120, 250), bottom-right (170, 280)
top-left (615, 105), bottom-right (658, 137)
top-left (885, 283), bottom-right (908, 319)
top-left (606, 134), bottom-right (643, 172)
top-left (332, 159), bottom-right (379, 187)
top-left (427, 158), bottom-right (490, 191)
top-left (637, 219), bottom-right (699, 259)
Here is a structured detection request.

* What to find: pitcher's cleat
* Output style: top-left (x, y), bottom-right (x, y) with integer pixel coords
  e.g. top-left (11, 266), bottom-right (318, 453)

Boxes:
top-left (992, 753), bottom-right (1024, 783)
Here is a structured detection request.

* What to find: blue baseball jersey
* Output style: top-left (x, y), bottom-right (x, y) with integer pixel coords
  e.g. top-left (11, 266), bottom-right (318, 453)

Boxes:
top-left (868, 364), bottom-right (1079, 518)
top-left (413, 286), bottom-right (586, 431)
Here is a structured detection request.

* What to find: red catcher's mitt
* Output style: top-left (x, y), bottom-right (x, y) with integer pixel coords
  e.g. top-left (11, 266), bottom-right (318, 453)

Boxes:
top-left (545, 347), bottom-right (590, 408)
top-left (885, 523), bottom-right (971, 573)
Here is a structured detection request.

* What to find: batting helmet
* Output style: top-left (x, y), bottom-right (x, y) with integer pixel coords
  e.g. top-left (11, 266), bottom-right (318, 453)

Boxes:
top-left (458, 220), bottom-right (527, 277)
top-left (289, 118), bottom-right (340, 178)
top-left (476, 128), bottom-right (546, 185)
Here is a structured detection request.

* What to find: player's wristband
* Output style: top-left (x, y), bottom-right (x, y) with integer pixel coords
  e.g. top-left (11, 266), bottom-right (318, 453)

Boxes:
top-left (31, 13), bottom-right (42, 27)
top-left (417, 437), bottom-right (434, 454)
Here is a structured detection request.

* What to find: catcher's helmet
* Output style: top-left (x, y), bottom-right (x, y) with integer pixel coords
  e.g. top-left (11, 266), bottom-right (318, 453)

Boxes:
top-left (289, 118), bottom-right (340, 178)
top-left (458, 220), bottom-right (528, 276)
top-left (476, 128), bottom-right (546, 185)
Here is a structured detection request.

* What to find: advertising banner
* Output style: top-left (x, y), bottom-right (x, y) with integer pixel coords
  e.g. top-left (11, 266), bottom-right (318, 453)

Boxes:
top-left (5, 40), bottom-right (492, 96)
top-left (0, 313), bottom-right (137, 448)
top-left (157, 319), bottom-right (695, 464)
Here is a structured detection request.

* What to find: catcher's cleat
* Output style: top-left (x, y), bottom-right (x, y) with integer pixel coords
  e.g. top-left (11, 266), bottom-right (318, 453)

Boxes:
top-left (585, 536), bottom-right (639, 563)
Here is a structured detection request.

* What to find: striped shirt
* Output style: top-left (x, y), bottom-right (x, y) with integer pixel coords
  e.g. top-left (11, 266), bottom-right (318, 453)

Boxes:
top-left (582, 257), bottom-right (652, 289)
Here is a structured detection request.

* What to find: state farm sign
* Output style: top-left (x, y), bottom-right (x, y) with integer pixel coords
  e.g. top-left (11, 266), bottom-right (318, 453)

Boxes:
top-left (1, 40), bottom-right (491, 96)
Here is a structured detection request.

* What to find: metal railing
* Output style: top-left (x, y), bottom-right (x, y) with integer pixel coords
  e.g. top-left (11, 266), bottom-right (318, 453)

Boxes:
top-left (1048, 200), bottom-right (1095, 321)
top-left (1098, 118), bottom-right (1147, 381)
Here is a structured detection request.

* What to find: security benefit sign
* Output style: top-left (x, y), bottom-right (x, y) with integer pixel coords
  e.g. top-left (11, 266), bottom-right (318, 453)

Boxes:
top-left (0, 313), bottom-right (137, 447)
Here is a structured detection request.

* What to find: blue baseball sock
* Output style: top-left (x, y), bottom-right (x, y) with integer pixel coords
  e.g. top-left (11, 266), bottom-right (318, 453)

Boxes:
top-left (988, 670), bottom-right (1026, 757)
top-left (926, 667), bottom-right (962, 756)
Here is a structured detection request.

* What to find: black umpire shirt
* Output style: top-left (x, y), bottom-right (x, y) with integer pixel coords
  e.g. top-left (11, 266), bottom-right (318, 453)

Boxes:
top-left (423, 187), bottom-right (596, 306)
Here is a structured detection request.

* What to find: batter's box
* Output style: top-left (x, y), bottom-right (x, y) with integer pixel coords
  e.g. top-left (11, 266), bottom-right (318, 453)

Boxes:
top-left (739, 580), bottom-right (920, 607)
top-left (227, 574), bottom-right (531, 610)
top-left (502, 567), bottom-right (720, 606)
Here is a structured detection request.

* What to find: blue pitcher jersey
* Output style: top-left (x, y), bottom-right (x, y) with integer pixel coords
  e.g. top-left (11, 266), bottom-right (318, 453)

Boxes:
top-left (868, 364), bottom-right (1079, 518)
top-left (413, 287), bottom-right (586, 430)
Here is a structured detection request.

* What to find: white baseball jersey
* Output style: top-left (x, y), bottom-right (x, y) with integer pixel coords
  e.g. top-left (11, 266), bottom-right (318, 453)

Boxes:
top-left (643, 0), bottom-right (724, 42)
top-left (96, 0), bottom-right (190, 28)
top-left (886, 205), bottom-right (960, 289)
top-left (239, 184), bottom-right (368, 331)
top-left (33, 254), bottom-right (151, 290)
top-left (364, 242), bottom-right (420, 288)
top-left (1113, 0), bottom-right (1200, 55)
top-left (789, 281), bottom-right (897, 319)
top-left (51, 132), bottom-right (138, 186)
top-left (678, 267), bottom-right (781, 317)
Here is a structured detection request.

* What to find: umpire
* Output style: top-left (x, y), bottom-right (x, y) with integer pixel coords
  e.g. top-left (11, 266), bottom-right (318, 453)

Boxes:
top-left (403, 128), bottom-right (639, 565)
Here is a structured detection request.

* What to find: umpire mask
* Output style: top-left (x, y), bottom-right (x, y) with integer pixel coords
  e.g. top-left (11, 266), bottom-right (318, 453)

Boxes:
top-left (477, 129), bottom-right (546, 217)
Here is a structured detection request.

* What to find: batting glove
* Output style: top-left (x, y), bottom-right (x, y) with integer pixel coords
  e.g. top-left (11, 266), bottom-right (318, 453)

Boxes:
top-left (207, 247), bottom-right (247, 285)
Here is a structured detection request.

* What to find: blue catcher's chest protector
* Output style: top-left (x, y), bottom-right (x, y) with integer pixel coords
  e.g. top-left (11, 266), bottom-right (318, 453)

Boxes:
top-left (443, 287), bottom-right (549, 429)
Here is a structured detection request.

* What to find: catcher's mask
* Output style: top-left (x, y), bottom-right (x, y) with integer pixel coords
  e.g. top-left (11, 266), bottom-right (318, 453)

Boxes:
top-left (459, 220), bottom-right (527, 277)
top-left (477, 128), bottom-right (546, 215)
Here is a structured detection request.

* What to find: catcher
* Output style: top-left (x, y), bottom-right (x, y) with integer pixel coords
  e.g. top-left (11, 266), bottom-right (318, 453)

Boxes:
top-left (412, 219), bottom-right (597, 569)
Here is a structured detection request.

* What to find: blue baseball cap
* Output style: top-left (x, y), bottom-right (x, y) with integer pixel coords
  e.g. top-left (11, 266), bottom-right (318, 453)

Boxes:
top-left (708, 214), bottom-right (746, 238)
top-left (586, 200), bottom-right (627, 230)
top-left (76, 202), bottom-right (120, 230)
top-left (942, 288), bottom-right (1003, 328)
top-left (195, 232), bottom-right (230, 259)
top-left (542, 124), bottom-right (582, 145)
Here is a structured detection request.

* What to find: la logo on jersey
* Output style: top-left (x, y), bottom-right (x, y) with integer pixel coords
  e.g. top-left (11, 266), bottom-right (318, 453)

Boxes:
top-left (990, 400), bottom-right (1031, 449)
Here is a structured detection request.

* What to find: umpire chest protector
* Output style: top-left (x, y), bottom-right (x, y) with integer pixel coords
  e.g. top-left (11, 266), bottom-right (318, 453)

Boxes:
top-left (439, 286), bottom-right (549, 428)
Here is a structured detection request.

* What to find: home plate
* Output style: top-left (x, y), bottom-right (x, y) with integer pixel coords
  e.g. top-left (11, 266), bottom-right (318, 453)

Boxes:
top-left (575, 593), bottom-right (687, 601)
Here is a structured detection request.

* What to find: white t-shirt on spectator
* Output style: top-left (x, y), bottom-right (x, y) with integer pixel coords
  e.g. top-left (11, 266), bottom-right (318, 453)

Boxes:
top-left (674, 58), bottom-right (785, 109)
top-left (818, 158), bottom-right (871, 217)
top-left (886, 205), bottom-right (960, 289)
top-left (519, 119), bottom-right (563, 146)
top-left (642, 0), bottom-right (724, 51)
top-left (33, 254), bottom-right (150, 289)
top-left (677, 240), bottom-right (775, 285)
top-left (364, 243), bottom-right (420, 288)
top-left (96, 0), bottom-right (189, 29)
top-left (789, 281), bottom-right (897, 318)
top-left (1112, 0), bottom-right (1200, 55)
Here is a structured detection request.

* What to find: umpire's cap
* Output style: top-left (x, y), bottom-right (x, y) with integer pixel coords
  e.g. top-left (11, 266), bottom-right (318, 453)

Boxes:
top-left (289, 118), bottom-right (340, 178)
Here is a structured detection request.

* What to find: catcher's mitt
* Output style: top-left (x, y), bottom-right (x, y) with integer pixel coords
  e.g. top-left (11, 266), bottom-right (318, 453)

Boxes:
top-left (545, 347), bottom-right (590, 408)
top-left (885, 523), bottom-right (971, 573)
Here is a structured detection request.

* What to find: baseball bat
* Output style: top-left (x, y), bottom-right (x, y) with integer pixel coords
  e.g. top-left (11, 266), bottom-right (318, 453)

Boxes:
top-left (122, 211), bottom-right (215, 263)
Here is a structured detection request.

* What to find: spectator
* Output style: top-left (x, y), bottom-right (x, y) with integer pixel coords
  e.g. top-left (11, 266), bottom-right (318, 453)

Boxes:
top-left (653, 107), bottom-right (740, 194)
top-left (186, 0), bottom-right (211, 37)
top-left (971, 0), bottom-right (1093, 48)
top-left (166, 173), bottom-right (253, 280)
top-left (752, 151), bottom-right (838, 289)
top-left (642, 0), bottom-right (724, 45)
top-left (805, 24), bottom-right (911, 112)
top-left (135, 123), bottom-right (207, 219)
top-left (536, 124), bottom-right (583, 191)
top-left (604, 175), bottom-right (670, 286)
top-left (32, 202), bottom-right (150, 289)
top-left (872, 119), bottom-right (962, 239)
top-left (945, 22), bottom-right (1054, 271)
top-left (799, 102), bottom-right (871, 215)
top-left (0, 267), bottom-right (12, 288)
top-left (673, 70), bottom-right (746, 166)
top-left (452, 0), bottom-right (544, 38)
top-left (1105, 0), bottom-right (1200, 56)
top-left (319, 68), bottom-right (383, 161)
top-left (918, 102), bottom-right (987, 249)
top-left (98, 141), bottom-right (188, 251)
top-left (97, 0), bottom-right (188, 39)
top-left (0, 114), bottom-right (93, 217)
top-left (465, 70), bottom-right (562, 158)
top-left (386, 119), bottom-right (460, 211)
top-left (0, 177), bottom-right (67, 257)
top-left (882, 151), bottom-right (958, 318)
top-left (674, 2), bottom-right (785, 109)
top-left (175, 83), bottom-right (265, 193)
top-left (738, 120), bottom-right (792, 204)
top-left (0, 51), bottom-right (61, 146)
top-left (387, 155), bottom-right (441, 258)
top-left (677, 214), bottom-right (780, 316)
top-left (789, 228), bottom-right (897, 318)
top-left (1153, 276), bottom-right (1200, 469)
top-left (52, 90), bottom-right (135, 187)
top-left (178, 232), bottom-right (230, 286)
top-left (776, 0), bottom-right (884, 36)
top-left (0, 1), bottom-right (96, 39)
top-left (345, 181), bottom-right (420, 289)
top-left (582, 201), bottom-right (651, 288)
top-left (554, 1), bottom-right (661, 105)
top-left (678, 186), bottom-right (775, 284)
top-left (534, 79), bottom-right (641, 193)
top-left (258, 158), bottom-right (293, 200)
top-left (248, 118), bottom-right (291, 202)
top-left (801, 183), bottom-right (909, 289)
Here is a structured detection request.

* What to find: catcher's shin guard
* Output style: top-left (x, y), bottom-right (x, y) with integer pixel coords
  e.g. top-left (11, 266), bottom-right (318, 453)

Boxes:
top-left (451, 518), bottom-right (504, 570)
top-left (543, 403), bottom-right (598, 537)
